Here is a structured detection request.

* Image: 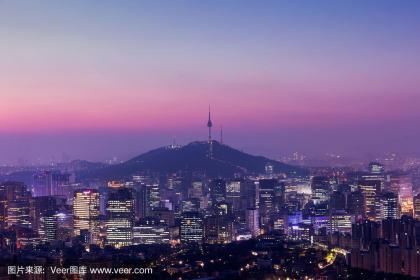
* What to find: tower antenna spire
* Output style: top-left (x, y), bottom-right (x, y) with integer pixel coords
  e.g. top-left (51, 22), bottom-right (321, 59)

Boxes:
top-left (220, 125), bottom-right (223, 144)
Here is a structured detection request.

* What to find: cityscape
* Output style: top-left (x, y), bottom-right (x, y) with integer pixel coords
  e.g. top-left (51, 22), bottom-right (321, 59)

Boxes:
top-left (2, 1), bottom-right (420, 280)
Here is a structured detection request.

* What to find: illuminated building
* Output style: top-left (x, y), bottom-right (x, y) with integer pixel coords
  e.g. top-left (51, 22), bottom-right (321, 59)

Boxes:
top-left (369, 162), bottom-right (385, 174)
top-left (136, 183), bottom-right (160, 218)
top-left (180, 211), bottom-right (203, 243)
top-left (73, 189), bottom-right (100, 244)
top-left (258, 179), bottom-right (278, 224)
top-left (380, 192), bottom-right (398, 220)
top-left (188, 181), bottom-right (203, 199)
top-left (133, 218), bottom-right (169, 244)
top-left (413, 194), bottom-right (420, 220)
top-left (226, 180), bottom-right (241, 210)
top-left (358, 180), bottom-right (381, 221)
top-left (106, 187), bottom-right (135, 248)
top-left (245, 208), bottom-right (260, 237)
top-left (311, 176), bottom-right (330, 205)
top-left (209, 179), bottom-right (226, 205)
top-left (1, 182), bottom-right (32, 229)
top-left (397, 176), bottom-right (414, 217)
top-left (30, 196), bottom-right (58, 235)
top-left (204, 215), bottom-right (233, 244)
top-left (33, 171), bottom-right (71, 197)
top-left (7, 200), bottom-right (32, 229)
top-left (181, 198), bottom-right (200, 213)
top-left (347, 190), bottom-right (364, 221)
top-left (329, 210), bottom-right (352, 234)
top-left (213, 201), bottom-right (232, 216)
top-left (39, 211), bottom-right (57, 243)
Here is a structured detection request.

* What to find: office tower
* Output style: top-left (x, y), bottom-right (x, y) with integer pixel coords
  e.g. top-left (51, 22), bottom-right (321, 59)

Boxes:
top-left (38, 211), bottom-right (57, 243)
top-left (151, 207), bottom-right (175, 227)
top-left (329, 191), bottom-right (346, 212)
top-left (106, 187), bottom-right (135, 248)
top-left (73, 189), bottom-right (100, 244)
top-left (30, 196), bottom-right (58, 235)
top-left (132, 217), bottom-right (169, 245)
top-left (245, 208), bottom-right (260, 237)
top-left (358, 180), bottom-right (381, 221)
top-left (209, 179), bottom-right (226, 205)
top-left (136, 183), bottom-right (160, 218)
top-left (226, 180), bottom-right (241, 211)
top-left (413, 194), bottom-right (420, 220)
top-left (181, 198), bottom-right (200, 213)
top-left (165, 173), bottom-right (183, 191)
top-left (0, 190), bottom-right (6, 229)
top-left (347, 190), bottom-right (365, 221)
top-left (258, 179), bottom-right (278, 224)
top-left (33, 171), bottom-right (71, 197)
top-left (213, 201), bottom-right (232, 216)
top-left (265, 163), bottom-right (274, 177)
top-left (397, 176), bottom-right (414, 217)
top-left (188, 181), bottom-right (203, 199)
top-left (180, 211), bottom-right (203, 243)
top-left (380, 192), bottom-right (398, 220)
top-left (329, 210), bottom-right (352, 234)
top-left (0, 182), bottom-right (32, 229)
top-left (7, 200), bottom-right (32, 229)
top-left (204, 215), bottom-right (233, 244)
top-left (240, 180), bottom-right (257, 210)
top-left (369, 162), bottom-right (385, 174)
top-left (311, 176), bottom-right (330, 205)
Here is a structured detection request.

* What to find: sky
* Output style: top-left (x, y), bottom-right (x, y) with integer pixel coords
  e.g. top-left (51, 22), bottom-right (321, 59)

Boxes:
top-left (1, 0), bottom-right (420, 164)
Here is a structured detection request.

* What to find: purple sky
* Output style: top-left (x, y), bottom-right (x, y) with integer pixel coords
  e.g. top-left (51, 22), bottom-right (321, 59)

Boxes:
top-left (1, 1), bottom-right (420, 164)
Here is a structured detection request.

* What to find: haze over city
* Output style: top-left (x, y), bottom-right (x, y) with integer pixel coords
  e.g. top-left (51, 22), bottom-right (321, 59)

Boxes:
top-left (1, 0), bottom-right (420, 164)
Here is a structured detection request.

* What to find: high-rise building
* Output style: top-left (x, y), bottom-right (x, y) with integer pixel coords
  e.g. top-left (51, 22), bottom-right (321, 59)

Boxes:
top-left (106, 187), bottom-right (135, 248)
top-left (132, 218), bottom-right (169, 245)
top-left (258, 179), bottom-right (278, 224)
top-left (33, 171), bottom-right (71, 197)
top-left (311, 176), bottom-right (330, 205)
top-left (136, 183), bottom-right (160, 218)
top-left (204, 215), bottom-right (233, 244)
top-left (226, 180), bottom-right (241, 211)
top-left (73, 189), bottom-right (100, 244)
top-left (181, 198), bottom-right (200, 213)
top-left (30, 196), bottom-right (58, 234)
top-left (380, 192), bottom-right (398, 220)
top-left (329, 210), bottom-right (352, 234)
top-left (397, 176), bottom-right (414, 217)
top-left (38, 211), bottom-right (57, 243)
top-left (358, 180), bottom-right (381, 221)
top-left (7, 200), bottom-right (32, 229)
top-left (0, 182), bottom-right (32, 229)
top-left (413, 194), bottom-right (420, 220)
top-left (245, 208), bottom-right (260, 237)
top-left (180, 211), bottom-right (203, 243)
top-left (347, 190), bottom-right (365, 221)
top-left (209, 179), bottom-right (226, 205)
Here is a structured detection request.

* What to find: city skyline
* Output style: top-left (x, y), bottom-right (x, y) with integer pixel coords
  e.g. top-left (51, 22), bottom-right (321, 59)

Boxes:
top-left (1, 0), bottom-right (420, 163)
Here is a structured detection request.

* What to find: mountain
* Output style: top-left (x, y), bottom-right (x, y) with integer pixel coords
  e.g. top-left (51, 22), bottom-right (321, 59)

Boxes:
top-left (76, 141), bottom-right (308, 181)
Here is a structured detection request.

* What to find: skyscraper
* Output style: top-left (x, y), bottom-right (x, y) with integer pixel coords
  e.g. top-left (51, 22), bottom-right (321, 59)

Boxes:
top-left (380, 192), bottom-right (398, 220)
top-left (245, 208), bottom-right (260, 238)
top-left (0, 182), bottom-right (32, 229)
top-left (180, 211), bottom-right (203, 243)
top-left (73, 189), bottom-right (100, 245)
top-left (358, 180), bottom-right (381, 221)
top-left (413, 194), bottom-right (420, 220)
top-left (106, 187), bottom-right (135, 248)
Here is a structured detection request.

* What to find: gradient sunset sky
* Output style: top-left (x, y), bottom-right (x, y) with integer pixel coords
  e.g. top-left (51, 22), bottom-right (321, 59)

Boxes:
top-left (1, 0), bottom-right (420, 164)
